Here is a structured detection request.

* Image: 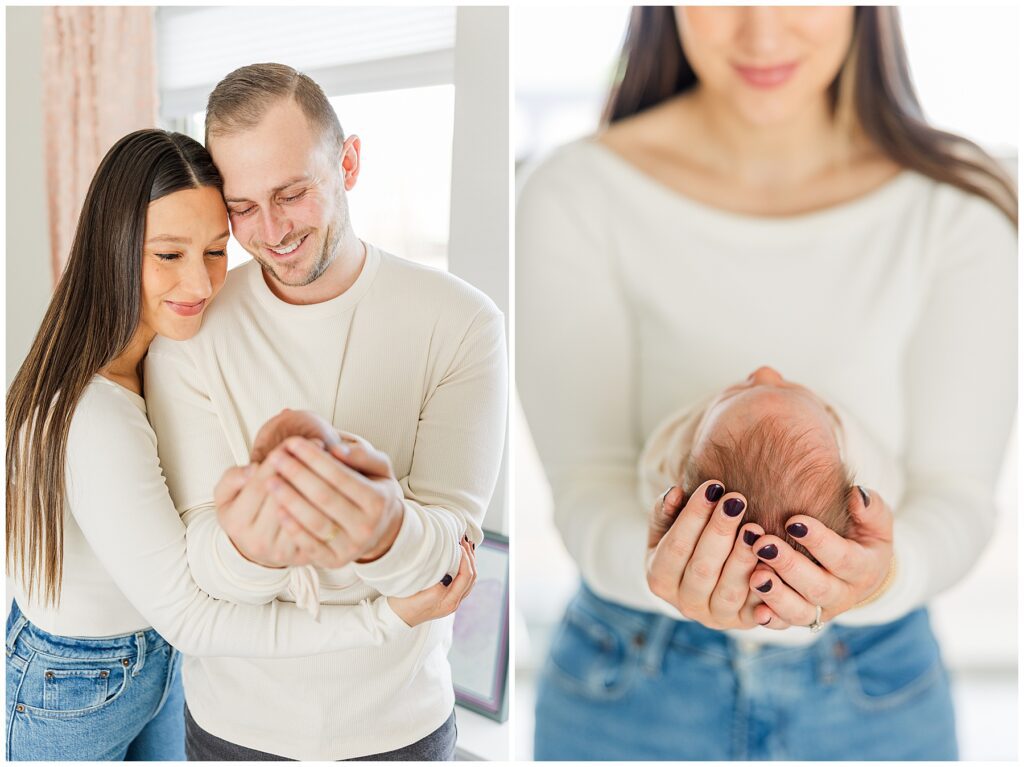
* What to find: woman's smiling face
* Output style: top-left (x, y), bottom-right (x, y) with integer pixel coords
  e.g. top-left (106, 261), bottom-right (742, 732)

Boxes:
top-left (674, 6), bottom-right (856, 126)
top-left (139, 186), bottom-right (230, 341)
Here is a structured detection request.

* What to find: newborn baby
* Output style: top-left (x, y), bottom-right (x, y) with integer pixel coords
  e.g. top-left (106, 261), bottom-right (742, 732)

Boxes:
top-left (639, 367), bottom-right (860, 556)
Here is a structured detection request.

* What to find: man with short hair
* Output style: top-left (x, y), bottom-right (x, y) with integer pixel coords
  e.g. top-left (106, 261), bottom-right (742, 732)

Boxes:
top-left (145, 63), bottom-right (507, 760)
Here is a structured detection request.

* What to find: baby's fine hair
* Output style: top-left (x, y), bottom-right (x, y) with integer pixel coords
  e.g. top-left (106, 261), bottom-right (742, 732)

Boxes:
top-left (682, 416), bottom-right (854, 556)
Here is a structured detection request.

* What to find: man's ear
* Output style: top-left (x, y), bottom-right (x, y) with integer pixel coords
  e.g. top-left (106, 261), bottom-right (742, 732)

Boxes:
top-left (341, 135), bottom-right (361, 191)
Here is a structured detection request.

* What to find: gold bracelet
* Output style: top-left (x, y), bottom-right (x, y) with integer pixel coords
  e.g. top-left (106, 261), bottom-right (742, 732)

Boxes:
top-left (854, 555), bottom-right (897, 609)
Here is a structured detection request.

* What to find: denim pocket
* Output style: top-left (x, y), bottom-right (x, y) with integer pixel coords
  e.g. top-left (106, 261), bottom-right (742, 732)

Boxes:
top-left (546, 598), bottom-right (642, 701)
top-left (840, 611), bottom-right (943, 711)
top-left (22, 656), bottom-right (130, 719)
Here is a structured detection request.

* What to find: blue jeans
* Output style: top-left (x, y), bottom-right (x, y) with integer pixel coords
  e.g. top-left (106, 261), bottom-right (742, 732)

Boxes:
top-left (5, 601), bottom-right (185, 761)
top-left (534, 583), bottom-right (958, 760)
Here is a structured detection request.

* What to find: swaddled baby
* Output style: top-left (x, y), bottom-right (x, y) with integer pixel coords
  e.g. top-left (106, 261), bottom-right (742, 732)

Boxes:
top-left (639, 367), bottom-right (861, 556)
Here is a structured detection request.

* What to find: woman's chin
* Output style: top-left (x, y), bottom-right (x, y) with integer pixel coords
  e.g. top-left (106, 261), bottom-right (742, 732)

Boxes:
top-left (154, 315), bottom-right (205, 342)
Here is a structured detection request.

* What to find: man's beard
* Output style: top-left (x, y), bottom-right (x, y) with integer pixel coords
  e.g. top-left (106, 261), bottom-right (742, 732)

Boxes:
top-left (250, 191), bottom-right (350, 288)
top-left (254, 225), bottom-right (339, 288)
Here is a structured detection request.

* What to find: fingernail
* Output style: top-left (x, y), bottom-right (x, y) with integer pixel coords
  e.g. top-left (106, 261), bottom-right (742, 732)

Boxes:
top-left (755, 579), bottom-right (773, 593)
top-left (660, 486), bottom-right (674, 504)
top-left (723, 498), bottom-right (745, 517)
top-left (742, 530), bottom-right (758, 546)
top-left (857, 485), bottom-right (871, 507)
top-left (759, 616), bottom-right (771, 626)
top-left (705, 483), bottom-right (725, 503)
top-left (441, 574), bottom-right (453, 587)
top-left (786, 522), bottom-right (808, 538)
top-left (757, 544), bottom-right (778, 560)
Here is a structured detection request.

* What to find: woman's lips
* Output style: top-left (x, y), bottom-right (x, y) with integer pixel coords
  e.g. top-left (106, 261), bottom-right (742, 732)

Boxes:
top-left (733, 61), bottom-right (799, 89)
top-left (165, 299), bottom-right (207, 317)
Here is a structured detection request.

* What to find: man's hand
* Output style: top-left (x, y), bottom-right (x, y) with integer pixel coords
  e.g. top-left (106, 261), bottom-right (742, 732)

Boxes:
top-left (215, 410), bottom-right (406, 570)
top-left (267, 434), bottom-right (405, 567)
top-left (214, 456), bottom-right (306, 568)
top-left (214, 410), bottom-right (349, 568)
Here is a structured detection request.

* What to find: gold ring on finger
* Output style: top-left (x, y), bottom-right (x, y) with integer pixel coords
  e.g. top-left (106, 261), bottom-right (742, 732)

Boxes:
top-left (322, 525), bottom-right (339, 544)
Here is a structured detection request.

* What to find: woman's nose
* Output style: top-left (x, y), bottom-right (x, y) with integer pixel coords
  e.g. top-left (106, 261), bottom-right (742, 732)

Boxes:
top-left (180, 259), bottom-right (214, 299)
top-left (748, 365), bottom-right (784, 385)
top-left (735, 7), bottom-right (785, 56)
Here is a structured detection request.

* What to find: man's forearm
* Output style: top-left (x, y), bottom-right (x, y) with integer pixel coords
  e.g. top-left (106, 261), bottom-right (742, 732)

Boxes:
top-left (351, 499), bottom-right (470, 597)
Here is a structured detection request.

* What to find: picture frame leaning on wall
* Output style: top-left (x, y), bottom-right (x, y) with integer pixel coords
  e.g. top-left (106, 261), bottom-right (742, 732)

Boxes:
top-left (450, 530), bottom-right (509, 722)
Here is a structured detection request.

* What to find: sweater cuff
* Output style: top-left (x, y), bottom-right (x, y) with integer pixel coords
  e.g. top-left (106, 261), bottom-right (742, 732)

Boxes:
top-left (213, 526), bottom-right (292, 598)
top-left (835, 517), bottom-right (928, 626)
top-left (352, 501), bottom-right (432, 593)
top-left (378, 596), bottom-right (416, 633)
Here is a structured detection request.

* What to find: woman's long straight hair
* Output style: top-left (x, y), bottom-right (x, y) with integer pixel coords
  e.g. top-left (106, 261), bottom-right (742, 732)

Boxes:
top-left (6, 129), bottom-right (222, 607)
top-left (602, 6), bottom-right (1017, 227)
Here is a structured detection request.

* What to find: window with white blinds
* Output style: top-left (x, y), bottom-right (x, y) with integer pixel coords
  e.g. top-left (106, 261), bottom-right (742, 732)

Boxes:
top-left (156, 6), bottom-right (456, 120)
top-left (155, 6), bottom-right (458, 271)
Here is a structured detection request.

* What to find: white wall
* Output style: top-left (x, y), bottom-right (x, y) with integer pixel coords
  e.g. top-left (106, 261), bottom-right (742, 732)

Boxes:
top-left (450, 7), bottom-right (510, 535)
top-left (6, 7), bottom-right (51, 386)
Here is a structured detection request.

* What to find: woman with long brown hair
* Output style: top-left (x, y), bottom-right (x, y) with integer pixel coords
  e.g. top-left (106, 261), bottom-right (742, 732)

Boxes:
top-left (5, 129), bottom-right (476, 760)
top-left (518, 6), bottom-right (1015, 759)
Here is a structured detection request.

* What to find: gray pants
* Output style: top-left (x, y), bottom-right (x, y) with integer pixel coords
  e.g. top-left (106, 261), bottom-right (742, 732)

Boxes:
top-left (184, 705), bottom-right (457, 761)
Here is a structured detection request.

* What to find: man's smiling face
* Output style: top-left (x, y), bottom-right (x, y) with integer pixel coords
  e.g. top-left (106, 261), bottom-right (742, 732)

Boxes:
top-left (209, 97), bottom-right (353, 288)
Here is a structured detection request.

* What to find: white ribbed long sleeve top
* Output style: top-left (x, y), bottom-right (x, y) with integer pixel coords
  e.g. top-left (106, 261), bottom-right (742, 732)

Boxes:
top-left (9, 376), bottom-right (412, 654)
top-left (144, 243), bottom-right (507, 760)
top-left (517, 140), bottom-right (1016, 640)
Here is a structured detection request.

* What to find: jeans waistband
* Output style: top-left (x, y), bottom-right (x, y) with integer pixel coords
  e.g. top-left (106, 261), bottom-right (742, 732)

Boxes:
top-left (575, 580), bottom-right (927, 668)
top-left (6, 600), bottom-right (168, 676)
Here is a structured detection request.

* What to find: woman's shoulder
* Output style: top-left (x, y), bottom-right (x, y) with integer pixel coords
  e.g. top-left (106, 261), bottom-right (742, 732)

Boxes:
top-left (69, 377), bottom-right (155, 455)
top-left (518, 137), bottom-right (617, 200)
top-left (898, 170), bottom-right (1017, 254)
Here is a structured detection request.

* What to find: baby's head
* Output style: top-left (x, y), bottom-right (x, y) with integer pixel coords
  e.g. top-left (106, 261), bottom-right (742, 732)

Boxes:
top-left (683, 367), bottom-right (854, 554)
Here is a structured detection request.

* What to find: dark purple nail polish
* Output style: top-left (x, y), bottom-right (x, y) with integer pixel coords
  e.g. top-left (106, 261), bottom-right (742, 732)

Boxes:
top-left (757, 544), bottom-right (778, 560)
top-left (856, 485), bottom-right (871, 507)
top-left (786, 522), bottom-right (808, 538)
top-left (755, 580), bottom-right (773, 593)
top-left (441, 574), bottom-right (453, 587)
top-left (723, 498), bottom-right (745, 517)
top-left (742, 530), bottom-right (758, 546)
top-left (705, 483), bottom-right (725, 503)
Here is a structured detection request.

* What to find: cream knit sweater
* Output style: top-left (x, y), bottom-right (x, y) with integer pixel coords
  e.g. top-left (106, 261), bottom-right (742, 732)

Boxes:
top-left (145, 243), bottom-right (507, 759)
top-left (9, 376), bottom-right (411, 653)
top-left (517, 140), bottom-right (1016, 643)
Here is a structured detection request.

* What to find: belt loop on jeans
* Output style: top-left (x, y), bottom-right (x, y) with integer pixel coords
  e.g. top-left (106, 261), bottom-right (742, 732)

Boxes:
top-left (5, 612), bottom-right (28, 656)
top-left (637, 614), bottom-right (675, 674)
top-left (131, 631), bottom-right (147, 676)
top-left (813, 627), bottom-right (840, 685)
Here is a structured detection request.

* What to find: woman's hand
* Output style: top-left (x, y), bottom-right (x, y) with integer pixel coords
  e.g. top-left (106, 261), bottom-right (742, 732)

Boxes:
top-left (747, 486), bottom-right (894, 630)
top-left (388, 538), bottom-right (477, 627)
top-left (646, 481), bottom-right (767, 630)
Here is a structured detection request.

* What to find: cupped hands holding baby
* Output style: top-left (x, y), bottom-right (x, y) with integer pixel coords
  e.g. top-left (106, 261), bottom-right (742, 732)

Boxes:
top-left (642, 366), bottom-right (895, 633)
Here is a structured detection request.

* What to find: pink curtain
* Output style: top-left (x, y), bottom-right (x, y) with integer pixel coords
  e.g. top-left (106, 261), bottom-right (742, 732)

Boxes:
top-left (43, 7), bottom-right (158, 284)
